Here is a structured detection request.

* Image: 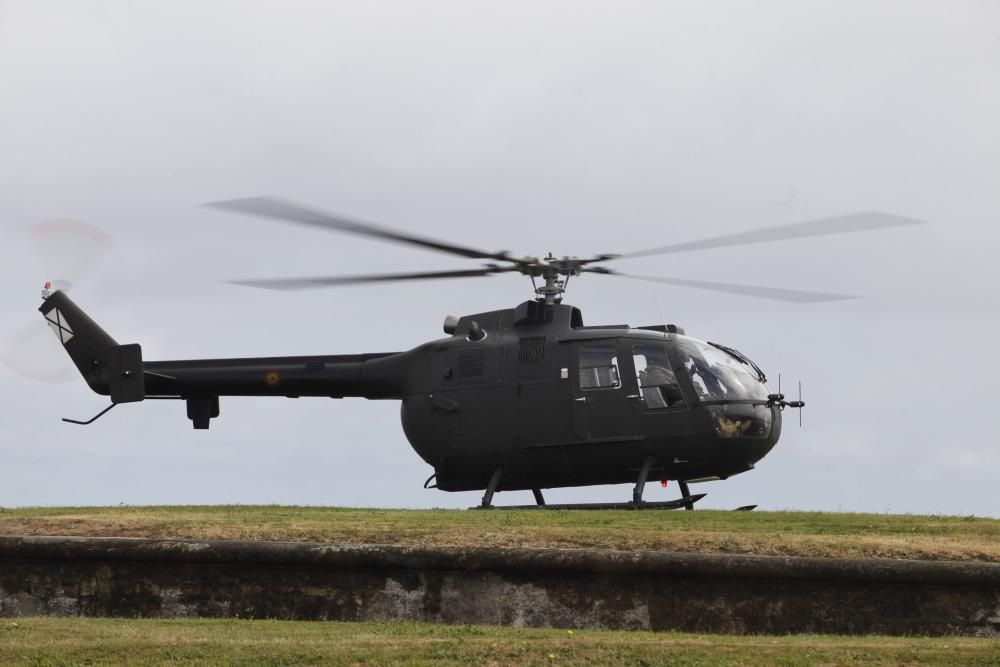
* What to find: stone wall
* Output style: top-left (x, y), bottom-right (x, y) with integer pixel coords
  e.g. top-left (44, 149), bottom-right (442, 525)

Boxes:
top-left (2, 536), bottom-right (999, 635)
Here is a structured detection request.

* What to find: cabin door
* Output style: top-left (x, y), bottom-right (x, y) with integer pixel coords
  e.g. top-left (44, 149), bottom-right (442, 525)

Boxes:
top-left (570, 339), bottom-right (637, 441)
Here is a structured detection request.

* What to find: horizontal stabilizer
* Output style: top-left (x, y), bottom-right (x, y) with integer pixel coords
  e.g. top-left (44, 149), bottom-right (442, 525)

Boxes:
top-left (108, 343), bottom-right (144, 404)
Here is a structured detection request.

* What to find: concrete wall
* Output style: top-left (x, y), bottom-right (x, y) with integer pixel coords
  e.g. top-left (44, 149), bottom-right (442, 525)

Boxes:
top-left (2, 536), bottom-right (999, 636)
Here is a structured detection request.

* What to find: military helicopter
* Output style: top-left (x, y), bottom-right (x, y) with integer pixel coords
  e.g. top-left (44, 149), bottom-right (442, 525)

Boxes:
top-left (39, 198), bottom-right (922, 509)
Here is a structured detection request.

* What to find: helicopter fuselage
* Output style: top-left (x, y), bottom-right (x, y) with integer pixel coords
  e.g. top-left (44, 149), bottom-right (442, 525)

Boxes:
top-left (396, 301), bottom-right (781, 492)
top-left (42, 291), bottom-right (782, 496)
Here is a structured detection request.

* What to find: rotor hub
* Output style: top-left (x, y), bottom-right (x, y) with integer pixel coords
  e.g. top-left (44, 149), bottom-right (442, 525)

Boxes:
top-left (509, 255), bottom-right (597, 304)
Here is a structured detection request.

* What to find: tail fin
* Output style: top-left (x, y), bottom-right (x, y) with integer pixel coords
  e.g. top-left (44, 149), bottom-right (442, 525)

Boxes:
top-left (38, 290), bottom-right (145, 403)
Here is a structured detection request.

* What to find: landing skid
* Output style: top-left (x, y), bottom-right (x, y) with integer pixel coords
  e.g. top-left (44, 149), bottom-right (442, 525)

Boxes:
top-left (472, 460), bottom-right (716, 510)
top-left (475, 494), bottom-right (707, 511)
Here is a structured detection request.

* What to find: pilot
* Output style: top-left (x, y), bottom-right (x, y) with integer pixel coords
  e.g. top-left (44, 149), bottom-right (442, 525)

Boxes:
top-left (688, 357), bottom-right (726, 398)
top-left (642, 365), bottom-right (683, 408)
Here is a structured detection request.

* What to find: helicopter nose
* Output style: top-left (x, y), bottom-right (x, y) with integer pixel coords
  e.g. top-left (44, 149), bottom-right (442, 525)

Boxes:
top-left (744, 436), bottom-right (778, 465)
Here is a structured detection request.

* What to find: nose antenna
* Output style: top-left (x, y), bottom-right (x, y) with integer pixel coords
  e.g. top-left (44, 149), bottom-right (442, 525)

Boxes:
top-left (768, 373), bottom-right (804, 425)
top-left (798, 381), bottom-right (804, 428)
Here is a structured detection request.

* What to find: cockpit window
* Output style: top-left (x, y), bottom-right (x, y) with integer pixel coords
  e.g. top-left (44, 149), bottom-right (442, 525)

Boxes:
top-left (674, 337), bottom-right (768, 401)
top-left (632, 342), bottom-right (684, 408)
top-left (578, 341), bottom-right (621, 390)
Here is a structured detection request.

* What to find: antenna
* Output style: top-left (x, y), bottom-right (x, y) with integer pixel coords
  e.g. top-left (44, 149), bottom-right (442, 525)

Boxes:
top-left (650, 289), bottom-right (667, 331)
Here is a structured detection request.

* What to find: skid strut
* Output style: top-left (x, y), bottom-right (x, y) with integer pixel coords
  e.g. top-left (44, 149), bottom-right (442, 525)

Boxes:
top-left (632, 456), bottom-right (655, 505)
top-left (678, 480), bottom-right (695, 511)
top-left (480, 467), bottom-right (503, 509)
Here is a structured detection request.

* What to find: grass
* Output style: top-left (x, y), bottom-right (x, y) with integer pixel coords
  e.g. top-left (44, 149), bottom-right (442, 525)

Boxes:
top-left (2, 505), bottom-right (1000, 561)
top-left (1, 617), bottom-right (999, 666)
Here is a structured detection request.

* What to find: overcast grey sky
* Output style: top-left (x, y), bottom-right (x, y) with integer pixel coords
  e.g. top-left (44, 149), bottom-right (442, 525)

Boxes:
top-left (2, 1), bottom-right (998, 515)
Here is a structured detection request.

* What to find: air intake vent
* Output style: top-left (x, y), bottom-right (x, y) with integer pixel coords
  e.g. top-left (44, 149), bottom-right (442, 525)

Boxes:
top-left (518, 337), bottom-right (546, 362)
top-left (457, 349), bottom-right (487, 377)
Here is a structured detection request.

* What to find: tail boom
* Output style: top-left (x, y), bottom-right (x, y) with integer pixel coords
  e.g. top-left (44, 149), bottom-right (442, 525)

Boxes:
top-left (39, 290), bottom-right (406, 428)
top-left (142, 353), bottom-right (404, 399)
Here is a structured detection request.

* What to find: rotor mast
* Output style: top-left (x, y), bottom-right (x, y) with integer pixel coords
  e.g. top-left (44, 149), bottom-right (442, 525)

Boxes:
top-left (534, 271), bottom-right (564, 304)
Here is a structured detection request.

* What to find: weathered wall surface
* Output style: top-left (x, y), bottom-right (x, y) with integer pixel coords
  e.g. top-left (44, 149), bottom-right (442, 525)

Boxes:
top-left (1, 536), bottom-right (999, 636)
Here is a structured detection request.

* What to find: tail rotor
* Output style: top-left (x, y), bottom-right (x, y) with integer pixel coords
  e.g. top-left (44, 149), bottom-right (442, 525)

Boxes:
top-left (1, 221), bottom-right (114, 383)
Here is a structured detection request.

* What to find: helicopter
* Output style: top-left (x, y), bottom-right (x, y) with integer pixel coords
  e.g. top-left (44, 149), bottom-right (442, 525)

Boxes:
top-left (38, 198), bottom-right (922, 510)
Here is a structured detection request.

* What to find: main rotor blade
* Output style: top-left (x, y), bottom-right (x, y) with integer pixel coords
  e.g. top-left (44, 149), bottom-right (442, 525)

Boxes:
top-left (227, 267), bottom-right (514, 291)
top-left (207, 196), bottom-right (511, 262)
top-left (614, 211), bottom-right (925, 259)
top-left (603, 272), bottom-right (859, 303)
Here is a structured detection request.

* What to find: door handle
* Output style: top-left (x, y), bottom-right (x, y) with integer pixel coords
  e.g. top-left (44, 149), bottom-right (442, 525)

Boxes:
top-left (626, 394), bottom-right (641, 399)
top-left (574, 397), bottom-right (588, 403)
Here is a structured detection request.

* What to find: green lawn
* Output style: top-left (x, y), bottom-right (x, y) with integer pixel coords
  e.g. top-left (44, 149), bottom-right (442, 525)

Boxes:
top-left (1, 618), bottom-right (998, 666)
top-left (2, 505), bottom-right (999, 561)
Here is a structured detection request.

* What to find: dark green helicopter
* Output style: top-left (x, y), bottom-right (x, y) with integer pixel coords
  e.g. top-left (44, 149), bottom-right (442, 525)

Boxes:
top-left (40, 198), bottom-right (922, 509)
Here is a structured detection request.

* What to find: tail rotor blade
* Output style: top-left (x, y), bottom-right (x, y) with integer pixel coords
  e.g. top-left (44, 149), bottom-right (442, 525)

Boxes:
top-left (29, 220), bottom-right (114, 284)
top-left (1, 322), bottom-right (77, 383)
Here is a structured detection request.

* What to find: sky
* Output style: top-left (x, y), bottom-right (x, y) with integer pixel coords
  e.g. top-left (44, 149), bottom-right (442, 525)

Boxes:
top-left (1, 1), bottom-right (998, 515)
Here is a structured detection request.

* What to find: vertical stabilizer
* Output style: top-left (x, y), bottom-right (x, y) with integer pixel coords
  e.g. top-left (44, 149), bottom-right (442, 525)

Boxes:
top-left (38, 291), bottom-right (144, 402)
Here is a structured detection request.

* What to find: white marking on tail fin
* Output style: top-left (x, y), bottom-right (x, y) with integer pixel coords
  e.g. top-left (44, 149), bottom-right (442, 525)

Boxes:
top-left (44, 308), bottom-right (74, 344)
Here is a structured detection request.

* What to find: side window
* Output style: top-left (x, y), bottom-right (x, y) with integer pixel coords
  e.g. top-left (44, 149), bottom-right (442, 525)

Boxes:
top-left (578, 341), bottom-right (621, 390)
top-left (632, 342), bottom-right (685, 408)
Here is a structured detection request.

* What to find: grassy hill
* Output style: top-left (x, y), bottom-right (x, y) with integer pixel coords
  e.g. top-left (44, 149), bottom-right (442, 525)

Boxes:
top-left (3, 618), bottom-right (998, 666)
top-left (2, 505), bottom-right (998, 561)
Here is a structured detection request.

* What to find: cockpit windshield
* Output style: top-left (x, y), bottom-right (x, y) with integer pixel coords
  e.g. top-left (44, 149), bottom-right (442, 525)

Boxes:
top-left (673, 337), bottom-right (769, 402)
